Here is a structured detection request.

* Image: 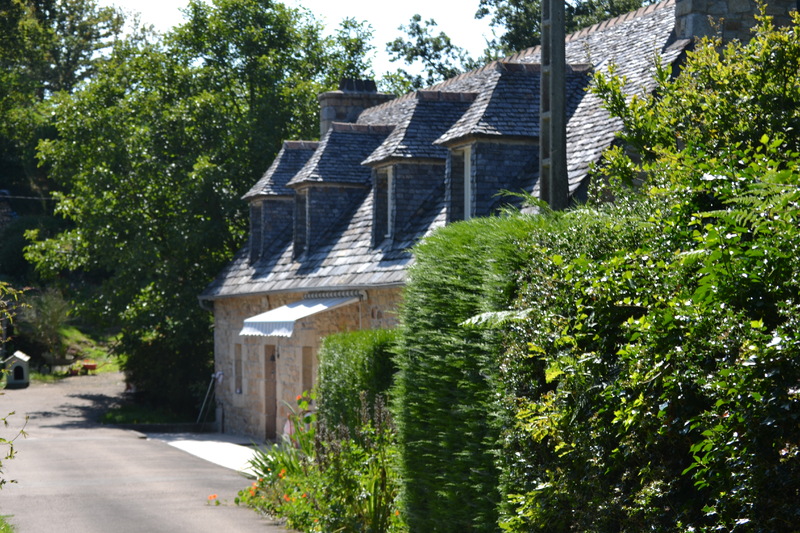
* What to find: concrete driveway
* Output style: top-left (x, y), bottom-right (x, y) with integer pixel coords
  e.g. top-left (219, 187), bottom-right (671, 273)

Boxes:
top-left (0, 372), bottom-right (289, 532)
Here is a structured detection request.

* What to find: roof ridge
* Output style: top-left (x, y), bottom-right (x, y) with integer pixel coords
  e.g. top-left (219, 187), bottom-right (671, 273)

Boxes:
top-left (283, 140), bottom-right (319, 150)
top-left (416, 90), bottom-right (478, 102)
top-left (330, 123), bottom-right (395, 134)
top-left (428, 60), bottom-right (502, 92)
top-left (507, 0), bottom-right (675, 60)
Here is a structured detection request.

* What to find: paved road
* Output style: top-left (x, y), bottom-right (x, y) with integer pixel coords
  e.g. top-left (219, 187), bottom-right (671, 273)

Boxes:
top-left (0, 372), bottom-right (289, 532)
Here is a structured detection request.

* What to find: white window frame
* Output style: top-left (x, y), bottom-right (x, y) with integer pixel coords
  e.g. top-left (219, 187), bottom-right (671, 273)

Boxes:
top-left (463, 145), bottom-right (472, 220)
top-left (386, 166), bottom-right (394, 237)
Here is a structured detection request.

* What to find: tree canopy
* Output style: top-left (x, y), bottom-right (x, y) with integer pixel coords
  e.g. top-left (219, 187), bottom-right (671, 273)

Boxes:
top-left (24, 0), bottom-right (374, 412)
top-left (384, 15), bottom-right (484, 92)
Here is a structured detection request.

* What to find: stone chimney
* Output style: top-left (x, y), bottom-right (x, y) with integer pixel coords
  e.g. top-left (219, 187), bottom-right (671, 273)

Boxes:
top-left (675, 0), bottom-right (795, 42)
top-left (318, 79), bottom-right (394, 137)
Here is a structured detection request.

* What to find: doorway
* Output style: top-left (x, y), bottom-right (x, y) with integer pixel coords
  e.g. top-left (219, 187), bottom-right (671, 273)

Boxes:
top-left (264, 345), bottom-right (278, 440)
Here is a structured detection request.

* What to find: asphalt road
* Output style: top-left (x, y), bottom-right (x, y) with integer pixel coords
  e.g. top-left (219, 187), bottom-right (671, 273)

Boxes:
top-left (0, 372), bottom-right (289, 532)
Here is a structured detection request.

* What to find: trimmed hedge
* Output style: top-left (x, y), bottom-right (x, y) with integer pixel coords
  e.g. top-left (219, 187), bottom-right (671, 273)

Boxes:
top-left (317, 328), bottom-right (398, 435)
top-left (393, 215), bottom-right (536, 532)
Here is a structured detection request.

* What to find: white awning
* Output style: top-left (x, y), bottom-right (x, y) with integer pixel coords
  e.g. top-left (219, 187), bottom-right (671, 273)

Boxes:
top-left (239, 294), bottom-right (360, 337)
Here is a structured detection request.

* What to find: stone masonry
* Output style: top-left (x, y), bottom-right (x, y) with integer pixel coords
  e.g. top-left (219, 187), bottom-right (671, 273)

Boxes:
top-left (212, 288), bottom-right (400, 439)
top-left (675, 0), bottom-right (794, 42)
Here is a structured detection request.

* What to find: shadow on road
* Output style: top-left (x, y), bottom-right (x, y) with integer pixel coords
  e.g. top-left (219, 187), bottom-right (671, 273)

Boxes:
top-left (7, 373), bottom-right (127, 430)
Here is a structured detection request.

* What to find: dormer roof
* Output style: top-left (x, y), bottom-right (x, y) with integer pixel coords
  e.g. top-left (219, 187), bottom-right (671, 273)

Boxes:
top-left (287, 124), bottom-right (395, 188)
top-left (435, 62), bottom-right (593, 146)
top-left (242, 141), bottom-right (318, 200)
top-left (362, 91), bottom-right (477, 166)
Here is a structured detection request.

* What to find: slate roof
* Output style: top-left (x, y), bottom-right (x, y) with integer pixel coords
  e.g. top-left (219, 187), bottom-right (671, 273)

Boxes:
top-left (435, 62), bottom-right (594, 146)
top-left (287, 124), bottom-right (395, 187)
top-left (201, 191), bottom-right (415, 298)
top-left (201, 0), bottom-right (688, 301)
top-left (435, 63), bottom-right (538, 145)
top-left (363, 91), bottom-right (477, 166)
top-left (242, 141), bottom-right (318, 199)
top-left (514, 0), bottom-right (688, 192)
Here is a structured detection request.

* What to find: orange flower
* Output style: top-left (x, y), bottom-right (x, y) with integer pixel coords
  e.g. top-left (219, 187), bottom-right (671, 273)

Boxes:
top-left (279, 468), bottom-right (286, 479)
top-left (208, 494), bottom-right (218, 501)
top-left (283, 494), bottom-right (291, 502)
top-left (296, 394), bottom-right (303, 401)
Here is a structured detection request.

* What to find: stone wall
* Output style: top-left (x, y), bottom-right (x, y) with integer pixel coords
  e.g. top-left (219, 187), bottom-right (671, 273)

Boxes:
top-left (261, 197), bottom-right (293, 258)
top-left (318, 80), bottom-right (394, 137)
top-left (212, 286), bottom-right (402, 441)
top-left (675, 0), bottom-right (795, 43)
top-left (304, 185), bottom-right (368, 254)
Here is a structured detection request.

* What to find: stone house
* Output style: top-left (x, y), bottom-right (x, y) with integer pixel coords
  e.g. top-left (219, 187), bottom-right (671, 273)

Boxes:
top-left (200, 0), bottom-right (795, 441)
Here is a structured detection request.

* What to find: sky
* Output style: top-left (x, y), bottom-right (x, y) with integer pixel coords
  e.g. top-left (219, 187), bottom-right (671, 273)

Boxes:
top-left (99, 0), bottom-right (496, 75)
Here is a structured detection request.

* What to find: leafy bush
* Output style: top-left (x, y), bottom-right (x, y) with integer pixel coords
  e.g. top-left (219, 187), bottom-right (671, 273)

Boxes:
top-left (239, 392), bottom-right (404, 532)
top-left (388, 12), bottom-right (800, 531)
top-left (15, 288), bottom-right (71, 365)
top-left (497, 11), bottom-right (800, 532)
top-left (1, 281), bottom-right (26, 490)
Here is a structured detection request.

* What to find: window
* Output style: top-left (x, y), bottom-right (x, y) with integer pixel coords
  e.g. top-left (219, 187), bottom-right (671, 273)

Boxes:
top-left (373, 167), bottom-right (394, 244)
top-left (294, 190), bottom-right (308, 258)
top-left (249, 202), bottom-right (263, 264)
top-left (264, 345), bottom-right (277, 439)
top-left (448, 146), bottom-right (472, 223)
top-left (463, 146), bottom-right (473, 220)
top-left (387, 168), bottom-right (395, 235)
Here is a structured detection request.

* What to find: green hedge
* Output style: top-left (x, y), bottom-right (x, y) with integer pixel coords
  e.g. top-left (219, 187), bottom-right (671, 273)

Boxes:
top-left (393, 215), bottom-right (536, 532)
top-left (317, 328), bottom-right (398, 435)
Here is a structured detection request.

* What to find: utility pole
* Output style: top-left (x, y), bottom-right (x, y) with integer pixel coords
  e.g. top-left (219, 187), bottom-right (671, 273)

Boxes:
top-left (540, 0), bottom-right (569, 210)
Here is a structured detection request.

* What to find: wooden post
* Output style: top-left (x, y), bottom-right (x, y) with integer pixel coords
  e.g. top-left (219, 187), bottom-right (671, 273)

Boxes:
top-left (540, 0), bottom-right (569, 210)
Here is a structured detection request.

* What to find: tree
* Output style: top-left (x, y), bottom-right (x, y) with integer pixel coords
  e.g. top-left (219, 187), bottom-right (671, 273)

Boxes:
top-left (385, 15), bottom-right (483, 91)
top-left (0, 0), bottom-right (124, 192)
top-left (0, 0), bottom-right (126, 287)
top-left (25, 0), bottom-right (374, 414)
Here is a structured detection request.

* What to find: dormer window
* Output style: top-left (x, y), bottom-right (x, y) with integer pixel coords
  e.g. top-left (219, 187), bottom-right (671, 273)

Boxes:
top-left (447, 145), bottom-right (473, 223)
top-left (249, 201), bottom-right (263, 264)
top-left (373, 166), bottom-right (394, 245)
top-left (294, 189), bottom-right (308, 259)
top-left (463, 146), bottom-right (472, 221)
